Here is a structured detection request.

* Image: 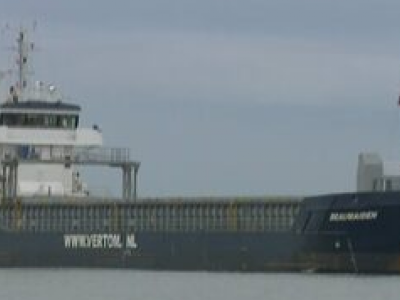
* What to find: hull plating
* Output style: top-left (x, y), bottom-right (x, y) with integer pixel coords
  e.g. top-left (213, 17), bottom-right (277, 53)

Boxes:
top-left (0, 230), bottom-right (397, 273)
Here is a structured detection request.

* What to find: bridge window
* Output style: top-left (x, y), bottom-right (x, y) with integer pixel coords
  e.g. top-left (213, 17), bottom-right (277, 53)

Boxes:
top-left (0, 113), bottom-right (79, 129)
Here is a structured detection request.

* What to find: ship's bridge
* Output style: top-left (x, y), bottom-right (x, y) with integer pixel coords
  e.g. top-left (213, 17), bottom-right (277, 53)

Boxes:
top-left (0, 100), bottom-right (80, 130)
top-left (0, 99), bottom-right (101, 147)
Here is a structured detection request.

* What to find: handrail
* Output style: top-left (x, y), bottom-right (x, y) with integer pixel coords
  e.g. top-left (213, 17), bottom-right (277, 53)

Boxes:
top-left (8, 146), bottom-right (137, 166)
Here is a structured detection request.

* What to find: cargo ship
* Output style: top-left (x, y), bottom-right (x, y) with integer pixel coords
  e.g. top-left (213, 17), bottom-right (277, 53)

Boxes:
top-left (0, 28), bottom-right (399, 273)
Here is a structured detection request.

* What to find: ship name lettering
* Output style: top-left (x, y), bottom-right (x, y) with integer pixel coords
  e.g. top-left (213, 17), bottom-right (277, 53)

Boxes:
top-left (329, 211), bottom-right (378, 222)
top-left (126, 234), bottom-right (138, 249)
top-left (64, 234), bottom-right (123, 249)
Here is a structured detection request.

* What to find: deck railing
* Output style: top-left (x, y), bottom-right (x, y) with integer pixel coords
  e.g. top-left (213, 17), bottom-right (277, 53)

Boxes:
top-left (72, 147), bottom-right (131, 165)
top-left (14, 146), bottom-right (133, 165)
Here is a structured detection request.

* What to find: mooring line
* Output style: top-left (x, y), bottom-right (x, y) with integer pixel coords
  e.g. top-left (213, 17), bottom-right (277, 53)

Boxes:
top-left (346, 237), bottom-right (358, 273)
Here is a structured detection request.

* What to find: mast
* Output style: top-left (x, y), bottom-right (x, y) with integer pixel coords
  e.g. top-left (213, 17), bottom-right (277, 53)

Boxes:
top-left (16, 28), bottom-right (32, 97)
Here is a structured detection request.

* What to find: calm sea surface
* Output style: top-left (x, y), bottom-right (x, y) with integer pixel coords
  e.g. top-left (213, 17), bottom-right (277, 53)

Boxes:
top-left (0, 269), bottom-right (398, 300)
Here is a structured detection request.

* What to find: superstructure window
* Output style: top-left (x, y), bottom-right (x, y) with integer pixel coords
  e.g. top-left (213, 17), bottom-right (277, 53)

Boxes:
top-left (0, 113), bottom-right (79, 129)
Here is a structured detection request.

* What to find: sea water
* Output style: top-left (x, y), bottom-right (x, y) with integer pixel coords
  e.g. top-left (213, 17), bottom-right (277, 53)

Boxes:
top-left (0, 269), bottom-right (398, 300)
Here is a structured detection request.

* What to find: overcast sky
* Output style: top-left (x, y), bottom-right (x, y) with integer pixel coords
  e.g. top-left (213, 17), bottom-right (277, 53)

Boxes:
top-left (1, 0), bottom-right (400, 197)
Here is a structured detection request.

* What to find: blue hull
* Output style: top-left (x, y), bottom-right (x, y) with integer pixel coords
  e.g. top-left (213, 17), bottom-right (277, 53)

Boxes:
top-left (0, 230), bottom-right (396, 273)
top-left (0, 191), bottom-right (400, 273)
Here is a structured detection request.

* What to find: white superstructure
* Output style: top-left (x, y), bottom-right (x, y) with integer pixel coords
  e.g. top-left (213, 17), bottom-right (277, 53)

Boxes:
top-left (357, 153), bottom-right (400, 192)
top-left (0, 28), bottom-right (103, 197)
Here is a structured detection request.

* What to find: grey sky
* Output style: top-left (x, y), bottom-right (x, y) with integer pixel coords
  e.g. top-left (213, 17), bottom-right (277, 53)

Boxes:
top-left (1, 1), bottom-right (400, 196)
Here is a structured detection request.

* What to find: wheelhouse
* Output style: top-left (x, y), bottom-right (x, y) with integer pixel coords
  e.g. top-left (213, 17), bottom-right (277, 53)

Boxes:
top-left (0, 100), bottom-right (81, 130)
